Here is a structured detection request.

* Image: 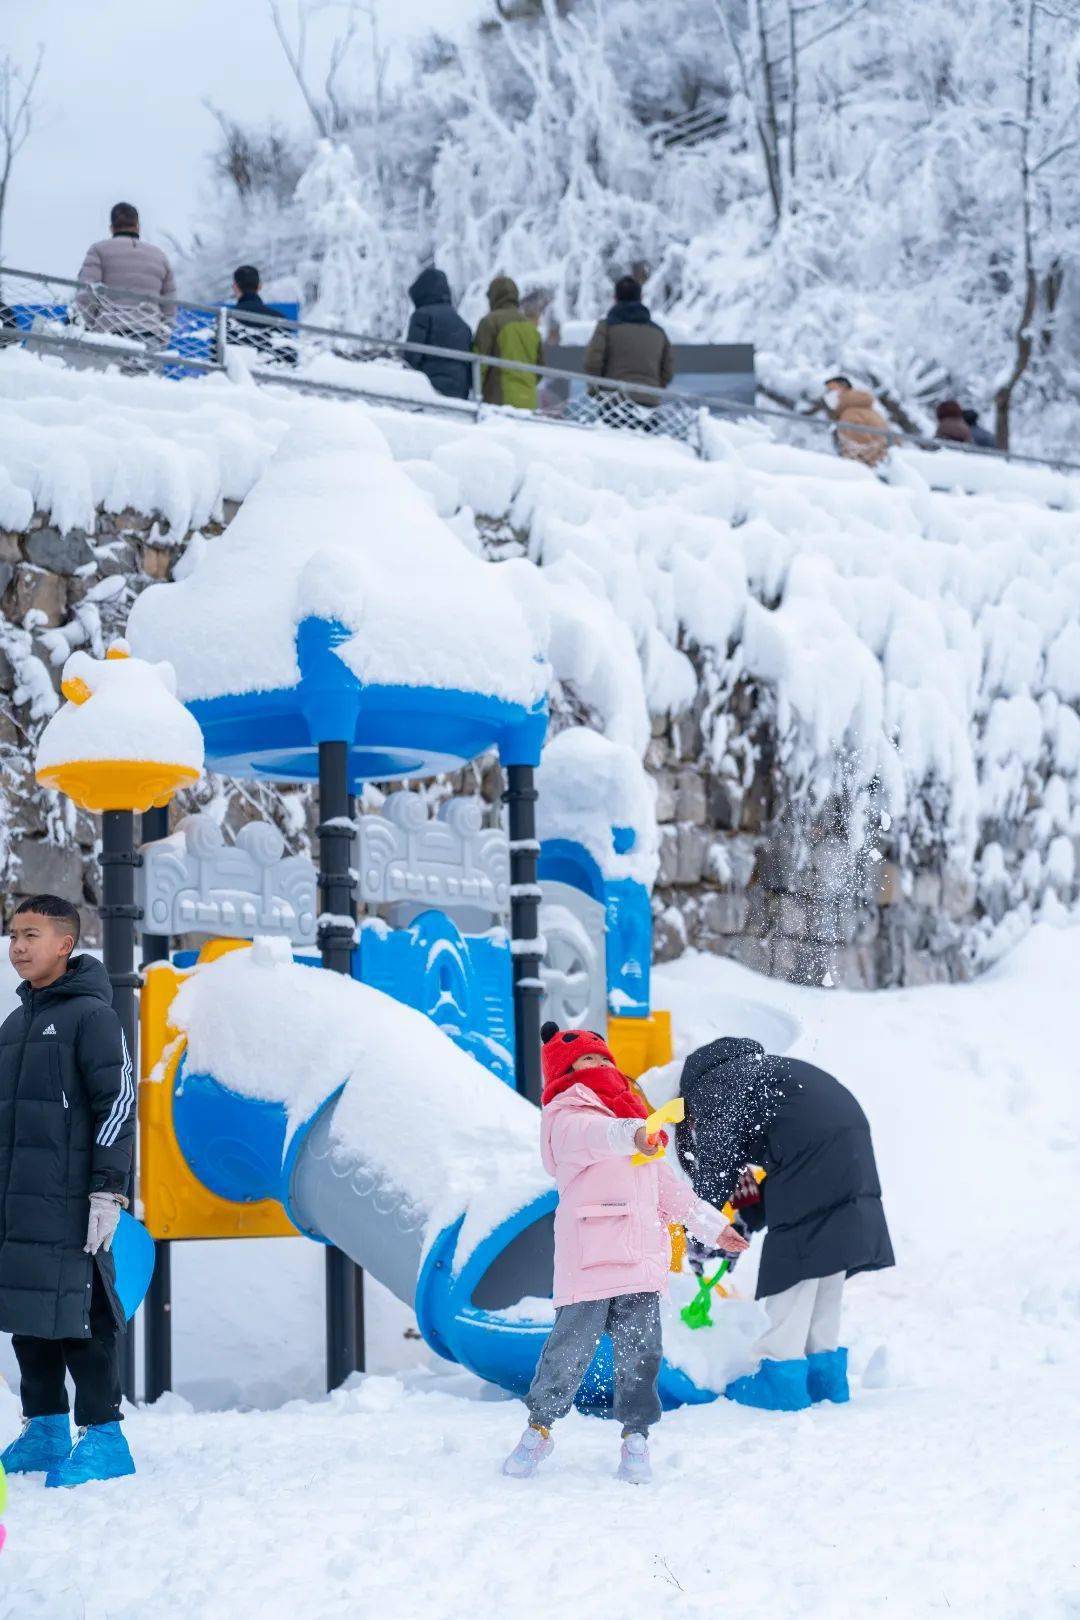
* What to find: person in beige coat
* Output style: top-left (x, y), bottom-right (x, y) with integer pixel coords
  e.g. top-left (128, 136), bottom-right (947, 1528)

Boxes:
top-left (824, 374), bottom-right (892, 468)
top-left (76, 203), bottom-right (176, 341)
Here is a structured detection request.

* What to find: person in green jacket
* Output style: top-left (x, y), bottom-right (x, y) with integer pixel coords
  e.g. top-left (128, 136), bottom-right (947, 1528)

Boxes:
top-left (473, 277), bottom-right (543, 409)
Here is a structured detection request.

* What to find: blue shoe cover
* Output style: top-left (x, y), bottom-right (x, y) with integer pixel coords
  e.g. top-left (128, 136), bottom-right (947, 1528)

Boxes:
top-left (807, 1347), bottom-right (850, 1404)
top-left (1, 1414), bottom-right (72, 1474)
top-left (45, 1422), bottom-right (135, 1488)
top-left (725, 1357), bottom-right (811, 1412)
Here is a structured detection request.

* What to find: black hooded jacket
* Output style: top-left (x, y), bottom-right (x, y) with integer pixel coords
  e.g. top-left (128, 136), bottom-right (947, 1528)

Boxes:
top-left (405, 268), bottom-right (473, 399)
top-left (677, 1038), bottom-right (894, 1298)
top-left (0, 955), bottom-right (133, 1338)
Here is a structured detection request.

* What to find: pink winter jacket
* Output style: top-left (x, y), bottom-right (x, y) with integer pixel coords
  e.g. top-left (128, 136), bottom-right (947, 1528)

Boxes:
top-left (542, 1082), bottom-right (731, 1307)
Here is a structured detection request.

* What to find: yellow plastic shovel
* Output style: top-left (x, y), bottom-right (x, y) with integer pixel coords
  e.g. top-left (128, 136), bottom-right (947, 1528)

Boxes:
top-left (631, 1096), bottom-right (685, 1165)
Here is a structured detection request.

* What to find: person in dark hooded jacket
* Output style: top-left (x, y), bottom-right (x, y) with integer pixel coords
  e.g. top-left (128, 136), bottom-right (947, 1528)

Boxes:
top-left (676, 1036), bottom-right (893, 1412)
top-left (584, 276), bottom-right (675, 410)
top-left (404, 267), bottom-right (473, 400)
top-left (0, 895), bottom-right (136, 1487)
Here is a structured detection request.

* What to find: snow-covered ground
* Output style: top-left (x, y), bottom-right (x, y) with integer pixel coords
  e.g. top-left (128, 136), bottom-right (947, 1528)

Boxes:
top-left (2, 922), bottom-right (1077, 1620)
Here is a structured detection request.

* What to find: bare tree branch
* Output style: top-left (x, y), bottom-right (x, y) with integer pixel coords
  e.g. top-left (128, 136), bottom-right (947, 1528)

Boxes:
top-left (798, 0), bottom-right (871, 54)
top-left (0, 45), bottom-right (45, 264)
top-left (714, 0), bottom-right (783, 219)
top-left (995, 0), bottom-right (1039, 450)
top-left (269, 0), bottom-right (330, 136)
top-left (323, 3), bottom-right (360, 133)
top-left (1032, 132), bottom-right (1080, 172)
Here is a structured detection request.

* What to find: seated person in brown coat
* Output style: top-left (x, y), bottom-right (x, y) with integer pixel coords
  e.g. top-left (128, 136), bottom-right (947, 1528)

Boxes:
top-left (824, 374), bottom-right (892, 468)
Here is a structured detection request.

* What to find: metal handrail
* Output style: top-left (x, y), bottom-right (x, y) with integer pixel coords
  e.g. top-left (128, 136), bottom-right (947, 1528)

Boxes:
top-left (4, 262), bottom-right (1080, 479)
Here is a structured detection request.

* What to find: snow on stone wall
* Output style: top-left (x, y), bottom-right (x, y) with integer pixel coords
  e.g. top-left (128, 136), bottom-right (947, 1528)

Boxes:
top-left (1, 350), bottom-right (1077, 984)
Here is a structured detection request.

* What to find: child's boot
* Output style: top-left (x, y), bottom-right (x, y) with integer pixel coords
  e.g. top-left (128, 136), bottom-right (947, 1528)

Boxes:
top-left (807, 1347), bottom-right (850, 1404)
top-left (45, 1422), bottom-right (135, 1488)
top-left (1, 1414), bottom-right (72, 1474)
top-left (617, 1431), bottom-right (651, 1484)
top-left (502, 1423), bottom-right (553, 1479)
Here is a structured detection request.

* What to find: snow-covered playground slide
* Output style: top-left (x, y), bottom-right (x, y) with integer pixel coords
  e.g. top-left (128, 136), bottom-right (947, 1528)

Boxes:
top-left (166, 942), bottom-right (755, 1408)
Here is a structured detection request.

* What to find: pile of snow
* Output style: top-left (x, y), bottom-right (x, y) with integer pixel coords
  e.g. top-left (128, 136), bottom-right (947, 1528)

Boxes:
top-left (35, 644), bottom-right (204, 771)
top-left (536, 726), bottom-right (659, 887)
top-left (169, 940), bottom-right (550, 1266)
top-left (0, 347), bottom-right (285, 537)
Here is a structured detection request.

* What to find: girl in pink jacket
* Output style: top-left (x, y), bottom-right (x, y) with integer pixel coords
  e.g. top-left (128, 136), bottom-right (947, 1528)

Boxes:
top-left (503, 1023), bottom-right (746, 1483)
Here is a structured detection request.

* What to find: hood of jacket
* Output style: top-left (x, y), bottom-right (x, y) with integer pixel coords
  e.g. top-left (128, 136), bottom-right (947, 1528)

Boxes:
top-left (680, 1036), bottom-right (766, 1093)
top-left (409, 267), bottom-right (453, 309)
top-left (16, 952), bottom-right (113, 1008)
top-left (487, 275), bottom-right (520, 310)
top-left (606, 299), bottom-right (653, 326)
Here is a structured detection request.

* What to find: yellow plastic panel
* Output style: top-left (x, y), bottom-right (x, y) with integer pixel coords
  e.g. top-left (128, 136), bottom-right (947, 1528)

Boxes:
top-left (138, 959), bottom-right (296, 1241)
top-left (606, 1009), bottom-right (673, 1080)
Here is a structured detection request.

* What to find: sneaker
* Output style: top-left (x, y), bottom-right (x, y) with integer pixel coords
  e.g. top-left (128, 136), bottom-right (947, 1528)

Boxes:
top-left (617, 1431), bottom-right (651, 1484)
top-left (1, 1415), bottom-right (72, 1474)
top-left (45, 1422), bottom-right (135, 1488)
top-left (502, 1424), bottom-right (553, 1479)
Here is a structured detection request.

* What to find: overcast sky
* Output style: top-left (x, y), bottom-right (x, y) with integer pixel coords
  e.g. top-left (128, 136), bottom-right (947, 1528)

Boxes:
top-left (3, 0), bottom-right (485, 279)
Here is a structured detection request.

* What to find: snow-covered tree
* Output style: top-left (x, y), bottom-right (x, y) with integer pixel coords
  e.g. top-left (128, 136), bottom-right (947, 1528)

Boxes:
top-left (178, 0), bottom-right (1080, 454)
top-left (292, 138), bottom-right (395, 331)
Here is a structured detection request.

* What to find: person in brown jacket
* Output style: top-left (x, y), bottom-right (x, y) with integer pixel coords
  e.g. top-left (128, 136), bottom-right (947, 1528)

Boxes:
top-left (824, 375), bottom-right (892, 469)
top-left (76, 203), bottom-right (176, 342)
top-left (584, 276), bottom-right (674, 416)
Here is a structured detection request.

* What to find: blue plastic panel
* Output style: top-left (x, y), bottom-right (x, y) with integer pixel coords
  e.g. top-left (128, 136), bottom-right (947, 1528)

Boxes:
top-left (356, 910), bottom-right (515, 1086)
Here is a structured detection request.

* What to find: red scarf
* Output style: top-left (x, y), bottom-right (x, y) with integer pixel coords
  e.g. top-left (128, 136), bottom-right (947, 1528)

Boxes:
top-left (542, 1063), bottom-right (651, 1121)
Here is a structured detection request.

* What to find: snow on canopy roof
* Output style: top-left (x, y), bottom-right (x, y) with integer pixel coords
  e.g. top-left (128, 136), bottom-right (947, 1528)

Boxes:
top-left (36, 644), bottom-right (205, 771)
top-left (170, 942), bottom-right (550, 1268)
top-left (126, 413), bottom-right (547, 708)
top-left (127, 408), bottom-right (550, 706)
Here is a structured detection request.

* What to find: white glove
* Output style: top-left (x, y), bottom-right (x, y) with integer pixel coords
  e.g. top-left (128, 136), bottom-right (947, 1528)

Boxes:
top-left (85, 1192), bottom-right (123, 1255)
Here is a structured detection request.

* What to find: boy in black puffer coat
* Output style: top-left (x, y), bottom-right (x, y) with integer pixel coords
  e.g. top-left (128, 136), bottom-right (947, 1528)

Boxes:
top-left (0, 895), bottom-right (136, 1487)
top-left (677, 1037), bottom-right (894, 1411)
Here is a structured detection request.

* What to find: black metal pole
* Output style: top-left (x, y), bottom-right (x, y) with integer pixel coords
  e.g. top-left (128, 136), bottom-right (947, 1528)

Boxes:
top-left (504, 764), bottom-right (543, 1105)
top-left (318, 741), bottom-right (365, 1389)
top-left (100, 809), bottom-right (140, 1402)
top-left (139, 803), bottom-right (171, 1404)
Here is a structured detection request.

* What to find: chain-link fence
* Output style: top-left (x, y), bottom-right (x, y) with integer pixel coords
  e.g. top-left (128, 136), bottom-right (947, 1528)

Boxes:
top-left (3, 263), bottom-right (1079, 481)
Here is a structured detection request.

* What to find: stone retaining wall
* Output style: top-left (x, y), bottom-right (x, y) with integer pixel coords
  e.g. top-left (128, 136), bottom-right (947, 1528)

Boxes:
top-left (0, 505), bottom-right (990, 985)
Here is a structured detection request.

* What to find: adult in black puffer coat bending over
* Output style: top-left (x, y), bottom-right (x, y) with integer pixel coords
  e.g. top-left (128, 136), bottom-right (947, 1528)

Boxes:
top-left (404, 267), bottom-right (473, 400)
top-left (676, 1037), bottom-right (893, 1412)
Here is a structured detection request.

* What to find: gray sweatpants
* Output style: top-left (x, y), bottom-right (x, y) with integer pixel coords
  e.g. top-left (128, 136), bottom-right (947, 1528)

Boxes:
top-left (526, 1291), bottom-right (663, 1436)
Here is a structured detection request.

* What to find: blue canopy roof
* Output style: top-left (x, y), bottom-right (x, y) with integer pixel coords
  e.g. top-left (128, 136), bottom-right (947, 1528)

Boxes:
top-left (189, 617), bottom-right (548, 786)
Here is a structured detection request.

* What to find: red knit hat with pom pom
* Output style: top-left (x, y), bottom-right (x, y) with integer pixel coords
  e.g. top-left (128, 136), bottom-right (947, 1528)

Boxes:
top-left (540, 1021), bottom-right (616, 1090)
